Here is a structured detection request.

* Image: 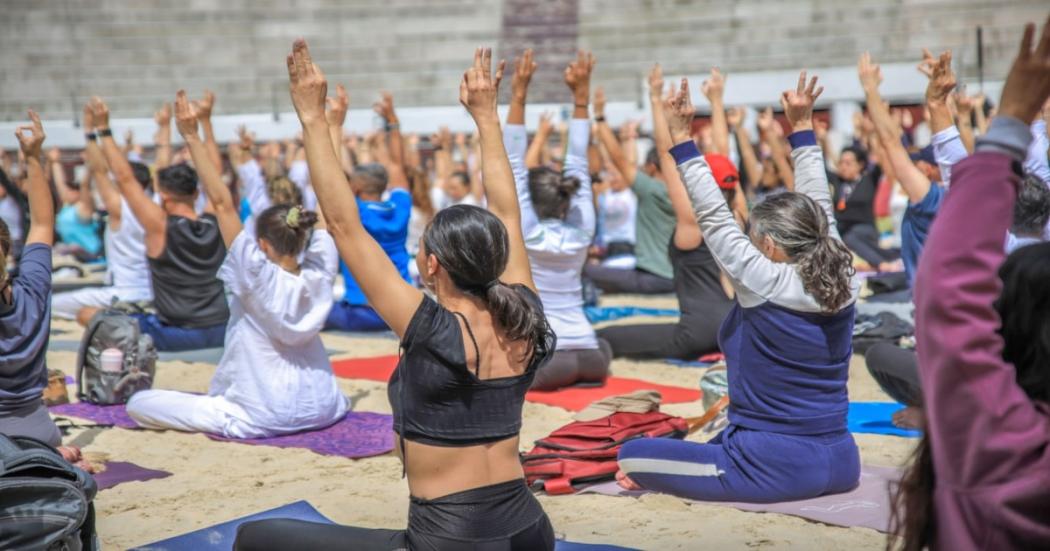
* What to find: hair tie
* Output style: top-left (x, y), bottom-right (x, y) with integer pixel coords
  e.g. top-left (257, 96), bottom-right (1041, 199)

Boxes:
top-left (484, 280), bottom-right (500, 291)
top-left (285, 206), bottom-right (302, 229)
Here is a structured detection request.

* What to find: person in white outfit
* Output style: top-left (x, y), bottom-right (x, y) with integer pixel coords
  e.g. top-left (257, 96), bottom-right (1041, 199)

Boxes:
top-left (504, 50), bottom-right (610, 391)
top-left (53, 104), bottom-right (153, 322)
top-left (127, 92), bottom-right (348, 438)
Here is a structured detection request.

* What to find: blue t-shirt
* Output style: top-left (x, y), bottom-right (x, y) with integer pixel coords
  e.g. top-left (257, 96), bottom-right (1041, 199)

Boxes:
top-left (341, 189), bottom-right (412, 305)
top-left (0, 244), bottom-right (52, 412)
top-left (56, 204), bottom-right (102, 255)
top-left (901, 184), bottom-right (945, 286)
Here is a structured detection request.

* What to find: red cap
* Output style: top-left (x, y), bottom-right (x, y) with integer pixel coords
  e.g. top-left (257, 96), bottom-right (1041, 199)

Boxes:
top-left (704, 153), bottom-right (739, 190)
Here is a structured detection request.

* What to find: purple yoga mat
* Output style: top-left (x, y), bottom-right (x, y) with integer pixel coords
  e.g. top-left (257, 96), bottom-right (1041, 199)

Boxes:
top-left (94, 461), bottom-right (172, 490)
top-left (50, 402), bottom-right (139, 429)
top-left (207, 412), bottom-right (394, 459)
top-left (578, 465), bottom-right (899, 533)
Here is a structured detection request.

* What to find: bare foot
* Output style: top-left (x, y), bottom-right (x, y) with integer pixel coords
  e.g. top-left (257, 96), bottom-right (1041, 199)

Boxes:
top-left (57, 445), bottom-right (82, 463)
top-left (615, 470), bottom-right (643, 491)
top-left (892, 406), bottom-right (925, 430)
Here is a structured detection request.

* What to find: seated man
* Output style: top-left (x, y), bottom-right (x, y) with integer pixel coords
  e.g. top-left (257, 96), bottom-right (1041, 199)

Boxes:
top-left (324, 163), bottom-right (412, 332)
top-left (54, 103), bottom-right (153, 320)
top-left (80, 98), bottom-right (228, 351)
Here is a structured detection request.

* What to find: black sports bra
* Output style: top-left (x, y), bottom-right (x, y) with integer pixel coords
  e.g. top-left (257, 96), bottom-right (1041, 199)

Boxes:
top-left (388, 286), bottom-right (555, 452)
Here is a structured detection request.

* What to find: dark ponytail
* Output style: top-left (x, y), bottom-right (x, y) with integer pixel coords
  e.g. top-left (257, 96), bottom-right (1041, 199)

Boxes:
top-left (0, 219), bottom-right (10, 287)
top-left (889, 431), bottom-right (935, 551)
top-left (255, 203), bottom-right (318, 257)
top-left (528, 167), bottom-right (580, 220)
top-left (422, 205), bottom-right (551, 353)
top-left (750, 192), bottom-right (855, 313)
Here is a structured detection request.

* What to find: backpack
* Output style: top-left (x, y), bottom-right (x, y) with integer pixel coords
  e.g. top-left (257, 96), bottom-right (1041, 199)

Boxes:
top-left (76, 309), bottom-right (157, 405)
top-left (521, 411), bottom-right (688, 495)
top-left (0, 434), bottom-right (100, 551)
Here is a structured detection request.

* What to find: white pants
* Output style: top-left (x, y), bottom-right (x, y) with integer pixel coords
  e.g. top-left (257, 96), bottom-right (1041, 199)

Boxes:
top-left (126, 390), bottom-right (268, 439)
top-left (51, 285), bottom-right (153, 320)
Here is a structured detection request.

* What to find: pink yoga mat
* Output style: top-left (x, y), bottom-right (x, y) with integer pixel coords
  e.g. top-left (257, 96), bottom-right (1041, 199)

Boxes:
top-left (578, 465), bottom-right (899, 533)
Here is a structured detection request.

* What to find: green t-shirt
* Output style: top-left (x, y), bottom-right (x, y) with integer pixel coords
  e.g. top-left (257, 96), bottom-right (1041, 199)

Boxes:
top-left (632, 171), bottom-right (675, 280)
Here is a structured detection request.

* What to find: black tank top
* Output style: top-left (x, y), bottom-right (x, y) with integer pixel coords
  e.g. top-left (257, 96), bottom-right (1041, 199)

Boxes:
top-left (388, 286), bottom-right (555, 448)
top-left (148, 214), bottom-right (229, 328)
top-left (672, 239), bottom-right (735, 324)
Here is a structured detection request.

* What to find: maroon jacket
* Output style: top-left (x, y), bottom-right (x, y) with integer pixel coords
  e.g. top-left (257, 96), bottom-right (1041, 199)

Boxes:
top-left (914, 117), bottom-right (1050, 550)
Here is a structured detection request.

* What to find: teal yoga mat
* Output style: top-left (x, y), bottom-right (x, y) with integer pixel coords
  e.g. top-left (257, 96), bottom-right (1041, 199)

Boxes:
top-left (584, 305), bottom-right (679, 324)
top-left (847, 402), bottom-right (921, 438)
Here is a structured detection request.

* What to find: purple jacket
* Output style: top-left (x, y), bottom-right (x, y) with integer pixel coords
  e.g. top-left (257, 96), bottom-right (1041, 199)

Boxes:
top-left (913, 117), bottom-right (1050, 550)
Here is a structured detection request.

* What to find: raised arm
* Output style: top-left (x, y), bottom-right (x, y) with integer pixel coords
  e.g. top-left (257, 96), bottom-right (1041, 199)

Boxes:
top-left (650, 65), bottom-right (702, 249)
top-left (16, 111), bottom-right (54, 247)
top-left (562, 50), bottom-right (596, 236)
top-left (918, 49), bottom-right (968, 185)
top-left (75, 159), bottom-right (96, 223)
top-left (175, 90), bottom-right (241, 247)
top-left (47, 148), bottom-right (77, 206)
top-left (525, 112), bottom-right (553, 169)
top-left (326, 85), bottom-right (350, 168)
top-left (781, 71), bottom-right (840, 238)
top-left (193, 90), bottom-right (223, 174)
top-left (595, 92), bottom-right (637, 185)
top-left (729, 107), bottom-right (761, 191)
top-left (233, 126), bottom-right (271, 215)
top-left (432, 126), bottom-right (454, 193)
top-left (505, 49), bottom-right (540, 236)
top-left (372, 91), bottom-right (409, 191)
top-left (287, 39), bottom-right (423, 336)
top-left (757, 107), bottom-right (795, 190)
top-left (954, 92), bottom-right (977, 154)
top-left (860, 53), bottom-right (932, 203)
top-left (913, 20), bottom-right (1050, 489)
top-left (702, 68), bottom-right (730, 156)
top-left (153, 103), bottom-right (172, 170)
top-left (83, 104), bottom-right (122, 228)
top-left (91, 97), bottom-right (167, 256)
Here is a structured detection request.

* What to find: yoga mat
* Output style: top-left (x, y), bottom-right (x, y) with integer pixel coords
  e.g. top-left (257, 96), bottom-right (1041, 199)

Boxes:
top-left (332, 356), bottom-right (702, 411)
top-left (580, 465), bottom-right (899, 533)
top-left (133, 500), bottom-right (637, 551)
top-left (848, 402), bottom-right (921, 438)
top-left (94, 461), bottom-right (172, 490)
top-left (585, 305), bottom-right (679, 324)
top-left (131, 500), bottom-right (334, 550)
top-left (50, 402), bottom-right (138, 429)
top-left (206, 412), bottom-right (394, 459)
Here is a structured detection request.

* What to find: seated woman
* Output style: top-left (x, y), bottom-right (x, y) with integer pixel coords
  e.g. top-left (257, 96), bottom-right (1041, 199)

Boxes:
top-left (504, 49), bottom-right (610, 391)
top-left (234, 43), bottom-right (557, 550)
top-left (0, 111), bottom-right (61, 447)
top-left (894, 25), bottom-right (1050, 546)
top-left (618, 73), bottom-right (861, 503)
top-left (126, 92), bottom-right (347, 438)
top-left (598, 65), bottom-right (736, 361)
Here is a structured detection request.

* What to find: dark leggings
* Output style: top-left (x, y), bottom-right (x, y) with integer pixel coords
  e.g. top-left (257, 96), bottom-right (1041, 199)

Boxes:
top-left (597, 314), bottom-right (721, 361)
top-left (234, 479), bottom-right (555, 551)
top-left (582, 264), bottom-right (674, 294)
top-left (841, 224), bottom-right (899, 266)
top-left (864, 343), bottom-right (922, 406)
top-left (530, 339), bottom-right (612, 391)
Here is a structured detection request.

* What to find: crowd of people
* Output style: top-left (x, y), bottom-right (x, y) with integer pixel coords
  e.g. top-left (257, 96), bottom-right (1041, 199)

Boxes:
top-left (1, 14), bottom-right (1049, 550)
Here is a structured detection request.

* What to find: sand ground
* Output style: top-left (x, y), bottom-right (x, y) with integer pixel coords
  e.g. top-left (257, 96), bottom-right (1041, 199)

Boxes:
top-left (47, 293), bottom-right (913, 550)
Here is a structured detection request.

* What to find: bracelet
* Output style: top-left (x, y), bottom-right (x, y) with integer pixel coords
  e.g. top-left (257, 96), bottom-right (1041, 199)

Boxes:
top-left (385, 122), bottom-right (400, 131)
top-left (84, 132), bottom-right (97, 142)
top-left (574, 103), bottom-right (588, 109)
top-left (595, 116), bottom-right (606, 123)
top-left (98, 128), bottom-right (113, 138)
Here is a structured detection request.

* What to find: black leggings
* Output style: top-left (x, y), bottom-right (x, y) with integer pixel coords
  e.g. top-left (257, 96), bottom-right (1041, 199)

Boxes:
top-left (841, 224), bottom-right (899, 266)
top-left (582, 264), bottom-right (674, 294)
top-left (864, 343), bottom-right (922, 407)
top-left (531, 339), bottom-right (612, 391)
top-left (233, 479), bottom-right (555, 551)
top-left (597, 314), bottom-right (721, 361)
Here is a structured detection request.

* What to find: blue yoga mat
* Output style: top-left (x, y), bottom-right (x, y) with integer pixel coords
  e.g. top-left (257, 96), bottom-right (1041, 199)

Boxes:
top-left (848, 402), bottom-right (921, 438)
top-left (585, 305), bottom-right (679, 324)
top-left (133, 500), bottom-right (637, 550)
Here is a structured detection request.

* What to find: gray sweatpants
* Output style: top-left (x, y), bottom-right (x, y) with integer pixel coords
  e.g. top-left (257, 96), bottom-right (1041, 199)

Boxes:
top-left (0, 400), bottom-right (62, 447)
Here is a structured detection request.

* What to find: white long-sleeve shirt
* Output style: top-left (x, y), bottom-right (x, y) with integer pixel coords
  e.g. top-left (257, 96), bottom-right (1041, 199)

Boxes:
top-left (505, 119), bottom-right (597, 350)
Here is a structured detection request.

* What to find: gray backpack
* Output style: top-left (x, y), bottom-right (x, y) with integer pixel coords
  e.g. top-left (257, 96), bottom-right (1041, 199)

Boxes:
top-left (0, 434), bottom-right (100, 551)
top-left (76, 309), bottom-right (157, 405)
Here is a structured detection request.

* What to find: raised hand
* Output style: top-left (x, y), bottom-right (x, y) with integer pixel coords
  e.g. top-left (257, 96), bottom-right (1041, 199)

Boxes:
top-left (564, 50), bottom-right (596, 106)
top-left (89, 97), bottom-right (110, 130)
top-left (726, 106), bottom-right (745, 127)
top-left (82, 104), bottom-right (95, 134)
top-left (174, 90), bottom-right (201, 140)
top-left (372, 90), bottom-right (396, 124)
top-left (757, 106), bottom-right (776, 134)
top-left (459, 47), bottom-right (505, 122)
top-left (432, 126), bottom-right (452, 149)
top-left (195, 90), bottom-right (216, 119)
top-left (858, 53), bottom-right (883, 93)
top-left (921, 49), bottom-right (956, 103)
top-left (511, 48), bottom-right (537, 101)
top-left (15, 110), bottom-right (46, 159)
top-left (327, 84), bottom-right (350, 127)
top-left (237, 125), bottom-right (255, 152)
top-left (701, 67), bottom-right (726, 102)
top-left (648, 63), bottom-right (665, 101)
top-left (46, 147), bottom-right (61, 164)
top-left (998, 16), bottom-right (1050, 124)
top-left (287, 39), bottom-right (329, 125)
top-left (663, 78), bottom-right (695, 144)
top-left (781, 70), bottom-right (824, 132)
top-left (955, 90), bottom-right (976, 117)
top-left (594, 87), bottom-right (607, 118)
top-left (537, 112), bottom-right (553, 135)
top-left (154, 103), bottom-right (171, 127)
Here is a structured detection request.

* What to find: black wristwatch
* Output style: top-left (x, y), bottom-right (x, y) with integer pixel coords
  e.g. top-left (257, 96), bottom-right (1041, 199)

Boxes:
top-left (595, 116), bottom-right (606, 123)
top-left (98, 128), bottom-right (113, 138)
top-left (85, 132), bottom-right (98, 141)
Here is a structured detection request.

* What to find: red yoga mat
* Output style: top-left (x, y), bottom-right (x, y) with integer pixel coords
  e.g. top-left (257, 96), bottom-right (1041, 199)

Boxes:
top-left (331, 356), bottom-right (703, 412)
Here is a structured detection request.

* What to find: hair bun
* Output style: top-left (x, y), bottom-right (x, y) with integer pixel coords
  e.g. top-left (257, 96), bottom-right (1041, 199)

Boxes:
top-left (285, 206), bottom-right (302, 228)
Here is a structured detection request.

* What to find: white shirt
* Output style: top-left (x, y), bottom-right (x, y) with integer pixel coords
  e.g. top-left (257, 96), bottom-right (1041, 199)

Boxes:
top-left (598, 188), bottom-right (637, 246)
top-left (407, 205), bottom-right (429, 256)
top-left (105, 198), bottom-right (152, 294)
top-left (0, 196), bottom-right (22, 241)
top-left (505, 119), bottom-right (598, 350)
top-left (210, 229), bottom-right (348, 433)
top-left (430, 187), bottom-right (478, 211)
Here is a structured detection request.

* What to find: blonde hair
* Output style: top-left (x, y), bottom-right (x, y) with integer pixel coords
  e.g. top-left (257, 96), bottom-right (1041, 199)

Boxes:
top-left (267, 176), bottom-right (303, 206)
